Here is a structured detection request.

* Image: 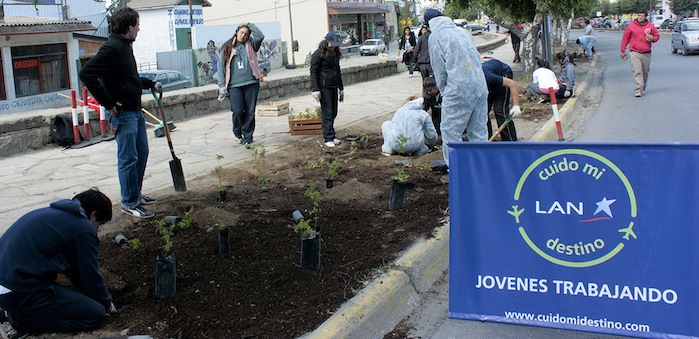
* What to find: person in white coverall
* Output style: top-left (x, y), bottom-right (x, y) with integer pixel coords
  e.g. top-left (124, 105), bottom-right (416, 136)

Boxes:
top-left (381, 97), bottom-right (438, 156)
top-left (424, 8), bottom-right (488, 166)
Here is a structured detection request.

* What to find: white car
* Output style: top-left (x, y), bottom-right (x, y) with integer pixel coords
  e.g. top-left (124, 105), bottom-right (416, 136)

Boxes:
top-left (359, 39), bottom-right (386, 56)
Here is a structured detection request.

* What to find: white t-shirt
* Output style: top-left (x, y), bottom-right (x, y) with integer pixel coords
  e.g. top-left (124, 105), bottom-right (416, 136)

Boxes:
top-left (532, 67), bottom-right (559, 92)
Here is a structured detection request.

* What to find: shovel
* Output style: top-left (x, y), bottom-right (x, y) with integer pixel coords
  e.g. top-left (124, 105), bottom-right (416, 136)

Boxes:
top-left (152, 88), bottom-right (187, 192)
top-left (488, 113), bottom-right (515, 142)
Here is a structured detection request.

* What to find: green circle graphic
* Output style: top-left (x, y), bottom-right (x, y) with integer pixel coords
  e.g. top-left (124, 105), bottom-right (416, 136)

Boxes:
top-left (513, 149), bottom-right (637, 268)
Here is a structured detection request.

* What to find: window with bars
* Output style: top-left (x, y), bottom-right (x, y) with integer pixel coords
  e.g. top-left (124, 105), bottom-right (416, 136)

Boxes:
top-left (11, 43), bottom-right (69, 98)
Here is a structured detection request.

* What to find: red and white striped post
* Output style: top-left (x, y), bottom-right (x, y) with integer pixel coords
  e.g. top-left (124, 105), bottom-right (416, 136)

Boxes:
top-left (70, 90), bottom-right (81, 144)
top-left (547, 87), bottom-right (565, 141)
top-left (81, 87), bottom-right (90, 140)
top-left (99, 105), bottom-right (108, 137)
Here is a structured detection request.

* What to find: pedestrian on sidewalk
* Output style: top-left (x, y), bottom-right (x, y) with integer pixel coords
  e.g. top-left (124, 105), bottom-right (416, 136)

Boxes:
top-left (381, 96), bottom-right (438, 156)
top-left (507, 24), bottom-right (523, 63)
top-left (620, 10), bottom-right (659, 97)
top-left (79, 7), bottom-right (159, 219)
top-left (0, 188), bottom-right (116, 337)
top-left (526, 59), bottom-right (564, 103)
top-left (481, 57), bottom-right (521, 141)
top-left (398, 27), bottom-right (417, 78)
top-left (310, 32), bottom-right (345, 148)
top-left (425, 8), bottom-right (488, 166)
top-left (412, 24), bottom-right (433, 82)
top-left (217, 22), bottom-right (265, 149)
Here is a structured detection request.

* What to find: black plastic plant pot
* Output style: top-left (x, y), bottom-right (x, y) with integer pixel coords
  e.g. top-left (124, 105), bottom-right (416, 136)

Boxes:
top-left (218, 190), bottom-right (227, 203)
top-left (389, 180), bottom-right (415, 211)
top-left (155, 252), bottom-right (176, 299)
top-left (326, 179), bottom-right (333, 189)
top-left (300, 232), bottom-right (321, 270)
top-left (218, 228), bottom-right (230, 255)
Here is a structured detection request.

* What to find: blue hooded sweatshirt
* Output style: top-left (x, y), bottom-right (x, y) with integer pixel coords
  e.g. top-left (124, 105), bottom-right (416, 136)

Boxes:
top-left (0, 199), bottom-right (112, 310)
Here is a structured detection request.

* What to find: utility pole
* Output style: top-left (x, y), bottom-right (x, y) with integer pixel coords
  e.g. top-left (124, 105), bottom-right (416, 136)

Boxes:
top-left (286, 0), bottom-right (296, 69)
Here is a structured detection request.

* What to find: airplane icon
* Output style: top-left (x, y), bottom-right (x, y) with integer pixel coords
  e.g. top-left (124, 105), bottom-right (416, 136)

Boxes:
top-left (618, 222), bottom-right (637, 240)
top-left (507, 205), bottom-right (525, 224)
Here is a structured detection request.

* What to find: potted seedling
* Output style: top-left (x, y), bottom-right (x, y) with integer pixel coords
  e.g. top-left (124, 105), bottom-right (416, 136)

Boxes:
top-left (216, 220), bottom-right (230, 255)
top-left (250, 143), bottom-right (267, 184)
top-left (389, 166), bottom-right (414, 211)
top-left (293, 184), bottom-right (322, 270)
top-left (312, 157), bottom-right (342, 188)
top-left (154, 217), bottom-right (176, 299)
top-left (214, 154), bottom-right (226, 203)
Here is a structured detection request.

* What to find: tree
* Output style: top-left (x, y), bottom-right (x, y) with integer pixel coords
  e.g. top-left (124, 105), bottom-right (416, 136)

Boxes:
top-left (671, 0), bottom-right (698, 16)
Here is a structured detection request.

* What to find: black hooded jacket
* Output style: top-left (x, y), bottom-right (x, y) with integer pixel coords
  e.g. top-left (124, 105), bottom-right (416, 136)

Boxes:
top-left (79, 33), bottom-right (154, 111)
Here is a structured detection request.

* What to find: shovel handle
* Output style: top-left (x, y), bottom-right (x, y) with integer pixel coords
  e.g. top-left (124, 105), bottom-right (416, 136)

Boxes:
top-left (151, 88), bottom-right (178, 160)
top-left (488, 114), bottom-right (515, 142)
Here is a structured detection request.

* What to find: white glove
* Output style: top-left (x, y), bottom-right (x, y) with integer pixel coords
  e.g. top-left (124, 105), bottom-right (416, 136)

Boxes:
top-left (339, 90), bottom-right (344, 103)
top-left (509, 105), bottom-right (522, 118)
top-left (217, 87), bottom-right (228, 102)
top-left (564, 90), bottom-right (571, 98)
top-left (108, 302), bottom-right (117, 314)
top-left (312, 91), bottom-right (321, 102)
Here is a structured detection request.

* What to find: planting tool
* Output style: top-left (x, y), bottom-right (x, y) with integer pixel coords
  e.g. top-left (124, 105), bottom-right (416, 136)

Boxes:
top-left (141, 107), bottom-right (176, 138)
top-left (153, 88), bottom-right (187, 192)
top-left (488, 113), bottom-right (515, 142)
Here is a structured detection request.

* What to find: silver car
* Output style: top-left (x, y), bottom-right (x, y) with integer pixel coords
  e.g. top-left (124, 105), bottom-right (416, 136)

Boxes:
top-left (140, 70), bottom-right (193, 94)
top-left (359, 39), bottom-right (386, 56)
top-left (671, 18), bottom-right (699, 55)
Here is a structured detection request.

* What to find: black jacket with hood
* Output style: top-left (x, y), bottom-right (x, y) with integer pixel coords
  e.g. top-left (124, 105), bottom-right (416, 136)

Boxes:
top-left (79, 33), bottom-right (155, 111)
top-left (310, 48), bottom-right (344, 91)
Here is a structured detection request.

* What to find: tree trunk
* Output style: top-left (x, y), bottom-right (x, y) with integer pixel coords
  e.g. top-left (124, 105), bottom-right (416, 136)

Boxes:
top-left (522, 11), bottom-right (544, 74)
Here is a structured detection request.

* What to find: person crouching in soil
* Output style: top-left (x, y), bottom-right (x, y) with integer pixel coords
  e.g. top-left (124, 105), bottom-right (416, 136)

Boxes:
top-left (381, 96), bottom-right (439, 156)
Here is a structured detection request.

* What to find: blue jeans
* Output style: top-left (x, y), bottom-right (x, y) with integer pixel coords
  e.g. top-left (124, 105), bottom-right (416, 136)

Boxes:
top-left (228, 82), bottom-right (260, 143)
top-left (0, 284), bottom-right (107, 333)
top-left (107, 111), bottom-right (148, 209)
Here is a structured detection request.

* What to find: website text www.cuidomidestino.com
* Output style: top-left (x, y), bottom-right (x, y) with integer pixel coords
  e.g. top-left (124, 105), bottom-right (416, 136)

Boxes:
top-left (504, 311), bottom-right (651, 333)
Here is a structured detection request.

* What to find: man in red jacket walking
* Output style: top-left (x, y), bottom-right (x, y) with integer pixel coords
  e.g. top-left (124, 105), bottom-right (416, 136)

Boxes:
top-left (620, 10), bottom-right (659, 97)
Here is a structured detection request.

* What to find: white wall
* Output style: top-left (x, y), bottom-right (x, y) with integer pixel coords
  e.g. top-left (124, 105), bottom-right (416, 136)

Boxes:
top-left (133, 10), bottom-right (175, 65)
top-left (203, 0), bottom-right (329, 66)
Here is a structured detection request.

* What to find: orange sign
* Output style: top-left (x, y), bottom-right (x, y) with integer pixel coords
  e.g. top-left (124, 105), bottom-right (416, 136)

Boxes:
top-left (14, 59), bottom-right (39, 69)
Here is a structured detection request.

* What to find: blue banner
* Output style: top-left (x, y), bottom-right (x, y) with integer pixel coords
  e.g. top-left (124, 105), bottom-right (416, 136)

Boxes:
top-left (448, 142), bottom-right (699, 338)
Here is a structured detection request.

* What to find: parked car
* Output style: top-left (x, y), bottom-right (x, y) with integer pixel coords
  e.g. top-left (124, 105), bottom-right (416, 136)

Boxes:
top-left (140, 70), bottom-right (192, 94)
top-left (359, 39), bottom-right (386, 56)
top-left (671, 18), bottom-right (699, 55)
top-left (467, 23), bottom-right (486, 31)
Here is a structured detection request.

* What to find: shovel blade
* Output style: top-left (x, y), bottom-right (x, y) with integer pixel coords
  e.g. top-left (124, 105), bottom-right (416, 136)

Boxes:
top-left (169, 158), bottom-right (187, 192)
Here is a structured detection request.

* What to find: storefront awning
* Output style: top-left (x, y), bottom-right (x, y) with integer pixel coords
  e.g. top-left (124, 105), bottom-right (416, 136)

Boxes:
top-left (0, 16), bottom-right (96, 35)
top-left (327, 5), bottom-right (389, 15)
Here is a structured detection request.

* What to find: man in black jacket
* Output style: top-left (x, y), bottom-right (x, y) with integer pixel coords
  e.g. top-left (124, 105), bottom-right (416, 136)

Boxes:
top-left (0, 189), bottom-right (115, 336)
top-left (412, 24), bottom-right (433, 81)
top-left (80, 7), bottom-right (160, 219)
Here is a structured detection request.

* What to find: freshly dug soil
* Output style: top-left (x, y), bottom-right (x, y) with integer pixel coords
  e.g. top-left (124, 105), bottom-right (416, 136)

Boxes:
top-left (94, 133), bottom-right (449, 338)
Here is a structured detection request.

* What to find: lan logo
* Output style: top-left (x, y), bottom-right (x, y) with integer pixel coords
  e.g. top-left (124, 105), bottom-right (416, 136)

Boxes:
top-left (508, 149), bottom-right (637, 268)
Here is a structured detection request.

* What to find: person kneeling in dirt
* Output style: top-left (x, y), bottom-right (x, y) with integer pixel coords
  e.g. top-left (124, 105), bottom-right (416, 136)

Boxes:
top-left (381, 96), bottom-right (439, 156)
top-left (422, 77), bottom-right (442, 137)
top-left (0, 188), bottom-right (116, 337)
top-left (526, 59), bottom-right (566, 103)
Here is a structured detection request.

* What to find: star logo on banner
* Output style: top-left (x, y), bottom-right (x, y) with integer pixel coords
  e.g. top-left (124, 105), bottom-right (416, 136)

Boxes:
top-left (593, 197), bottom-right (617, 218)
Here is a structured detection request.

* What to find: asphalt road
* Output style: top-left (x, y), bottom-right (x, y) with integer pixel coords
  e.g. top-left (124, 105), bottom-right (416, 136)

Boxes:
top-left (574, 30), bottom-right (699, 142)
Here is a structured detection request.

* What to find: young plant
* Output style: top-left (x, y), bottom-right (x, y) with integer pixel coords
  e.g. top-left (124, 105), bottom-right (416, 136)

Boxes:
top-left (127, 238), bottom-right (142, 249)
top-left (155, 218), bottom-right (175, 254)
top-left (250, 143), bottom-right (268, 184)
top-left (396, 134), bottom-right (411, 155)
top-left (294, 184), bottom-right (322, 237)
top-left (391, 168), bottom-right (410, 183)
top-left (215, 154), bottom-right (225, 193)
top-left (215, 219), bottom-right (226, 231)
top-left (178, 212), bottom-right (192, 230)
top-left (311, 157), bottom-right (342, 180)
top-left (349, 141), bottom-right (358, 156)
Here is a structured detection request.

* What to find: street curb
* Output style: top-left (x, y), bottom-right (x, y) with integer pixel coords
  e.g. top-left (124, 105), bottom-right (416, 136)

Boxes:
top-left (303, 269), bottom-right (419, 339)
top-left (393, 224), bottom-right (449, 293)
top-left (531, 55), bottom-right (599, 141)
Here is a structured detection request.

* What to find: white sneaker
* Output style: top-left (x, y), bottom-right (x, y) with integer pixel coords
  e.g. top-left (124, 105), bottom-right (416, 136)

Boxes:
top-left (324, 141), bottom-right (335, 148)
top-left (332, 138), bottom-right (342, 145)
